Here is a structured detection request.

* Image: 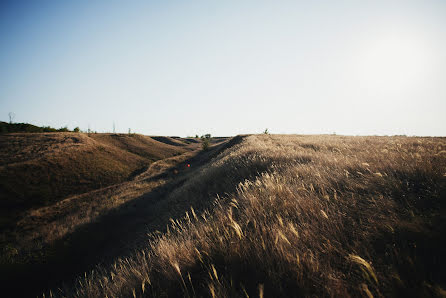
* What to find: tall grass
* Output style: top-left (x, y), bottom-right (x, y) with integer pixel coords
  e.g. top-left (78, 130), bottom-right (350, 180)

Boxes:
top-left (57, 135), bottom-right (445, 297)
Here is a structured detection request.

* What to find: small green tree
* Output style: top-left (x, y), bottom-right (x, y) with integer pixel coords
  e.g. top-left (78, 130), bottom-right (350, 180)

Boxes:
top-left (263, 128), bottom-right (269, 134)
top-left (201, 134), bottom-right (211, 151)
top-left (73, 127), bottom-right (80, 133)
top-left (58, 126), bottom-right (69, 132)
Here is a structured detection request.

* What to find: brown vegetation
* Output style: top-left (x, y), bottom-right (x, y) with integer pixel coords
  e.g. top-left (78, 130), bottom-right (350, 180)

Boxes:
top-left (0, 133), bottom-right (188, 219)
top-left (48, 134), bottom-right (445, 297)
top-left (0, 133), bottom-right (198, 295)
top-left (0, 133), bottom-right (230, 296)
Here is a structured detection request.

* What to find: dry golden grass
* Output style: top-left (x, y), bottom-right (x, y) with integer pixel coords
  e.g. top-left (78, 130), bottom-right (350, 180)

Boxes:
top-left (51, 134), bottom-right (445, 297)
top-left (1, 134), bottom-right (237, 296)
top-left (10, 150), bottom-right (197, 251)
top-left (0, 132), bottom-right (188, 218)
top-left (0, 133), bottom-right (203, 296)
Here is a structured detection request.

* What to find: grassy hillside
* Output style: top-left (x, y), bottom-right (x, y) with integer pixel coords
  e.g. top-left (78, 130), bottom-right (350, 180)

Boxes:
top-left (0, 132), bottom-right (193, 284)
top-left (56, 134), bottom-right (445, 297)
top-left (0, 133), bottom-right (187, 218)
top-left (0, 134), bottom-right (227, 297)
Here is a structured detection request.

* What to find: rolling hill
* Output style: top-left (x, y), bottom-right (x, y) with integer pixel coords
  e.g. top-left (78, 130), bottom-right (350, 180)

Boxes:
top-left (62, 134), bottom-right (446, 297)
top-left (1, 134), bottom-right (445, 297)
top-left (0, 133), bottom-right (190, 218)
top-left (0, 131), bottom-right (228, 296)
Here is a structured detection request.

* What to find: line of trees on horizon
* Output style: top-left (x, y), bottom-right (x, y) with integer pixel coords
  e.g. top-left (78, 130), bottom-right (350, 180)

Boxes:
top-left (0, 121), bottom-right (77, 134)
top-left (2, 113), bottom-right (131, 135)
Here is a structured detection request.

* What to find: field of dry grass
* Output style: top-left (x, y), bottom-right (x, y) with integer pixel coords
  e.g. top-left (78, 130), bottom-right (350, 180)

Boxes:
top-left (1, 134), bottom-right (445, 297)
top-left (43, 134), bottom-right (444, 297)
top-left (0, 133), bottom-right (190, 219)
top-left (0, 133), bottom-right (231, 296)
top-left (0, 133), bottom-right (206, 295)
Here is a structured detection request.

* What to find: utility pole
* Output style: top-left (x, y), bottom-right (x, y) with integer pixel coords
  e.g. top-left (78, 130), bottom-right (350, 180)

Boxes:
top-left (8, 112), bottom-right (15, 124)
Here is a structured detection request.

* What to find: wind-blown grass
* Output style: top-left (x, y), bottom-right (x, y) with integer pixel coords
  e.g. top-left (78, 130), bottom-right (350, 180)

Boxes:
top-left (54, 135), bottom-right (445, 297)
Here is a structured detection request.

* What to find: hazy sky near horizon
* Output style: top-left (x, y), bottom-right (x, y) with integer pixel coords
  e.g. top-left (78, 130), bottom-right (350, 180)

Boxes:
top-left (1, 0), bottom-right (445, 136)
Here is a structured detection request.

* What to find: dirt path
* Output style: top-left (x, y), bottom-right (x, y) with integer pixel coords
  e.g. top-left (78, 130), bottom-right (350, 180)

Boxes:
top-left (2, 138), bottom-right (232, 297)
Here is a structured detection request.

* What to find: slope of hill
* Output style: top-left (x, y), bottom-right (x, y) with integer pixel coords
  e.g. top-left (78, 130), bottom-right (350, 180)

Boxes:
top-left (90, 134), bottom-right (188, 160)
top-left (150, 136), bottom-right (190, 147)
top-left (0, 133), bottom-right (188, 217)
top-left (0, 133), bottom-right (229, 297)
top-left (0, 132), bottom-right (195, 248)
top-left (58, 134), bottom-right (445, 297)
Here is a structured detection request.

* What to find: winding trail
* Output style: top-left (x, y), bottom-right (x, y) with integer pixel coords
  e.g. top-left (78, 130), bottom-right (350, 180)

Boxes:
top-left (4, 138), bottom-right (233, 297)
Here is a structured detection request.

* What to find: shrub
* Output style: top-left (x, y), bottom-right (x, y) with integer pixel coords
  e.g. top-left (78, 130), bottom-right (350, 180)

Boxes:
top-left (201, 134), bottom-right (211, 151)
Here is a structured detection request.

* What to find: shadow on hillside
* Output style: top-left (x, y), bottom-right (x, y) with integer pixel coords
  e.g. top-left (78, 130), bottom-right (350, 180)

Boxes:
top-left (1, 136), bottom-right (242, 297)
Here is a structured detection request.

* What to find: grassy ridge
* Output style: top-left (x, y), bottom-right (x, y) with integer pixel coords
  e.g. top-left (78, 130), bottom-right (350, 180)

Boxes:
top-left (0, 134), bottom-right (225, 297)
top-left (61, 134), bottom-right (446, 297)
top-left (0, 133), bottom-right (187, 218)
top-left (0, 132), bottom-right (191, 292)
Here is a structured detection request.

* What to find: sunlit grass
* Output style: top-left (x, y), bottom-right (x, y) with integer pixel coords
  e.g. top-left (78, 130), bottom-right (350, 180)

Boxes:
top-left (47, 134), bottom-right (446, 297)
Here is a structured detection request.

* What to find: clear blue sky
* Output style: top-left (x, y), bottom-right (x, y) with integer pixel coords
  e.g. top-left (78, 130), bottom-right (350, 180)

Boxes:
top-left (1, 0), bottom-right (445, 136)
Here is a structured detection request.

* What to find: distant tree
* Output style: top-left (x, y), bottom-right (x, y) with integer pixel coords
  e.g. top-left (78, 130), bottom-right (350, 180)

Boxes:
top-left (43, 126), bottom-right (57, 132)
top-left (201, 134), bottom-right (211, 151)
top-left (195, 134), bottom-right (199, 138)
top-left (74, 127), bottom-right (80, 132)
top-left (0, 121), bottom-right (63, 133)
top-left (201, 138), bottom-right (210, 151)
top-left (263, 128), bottom-right (269, 134)
top-left (58, 126), bottom-right (69, 132)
